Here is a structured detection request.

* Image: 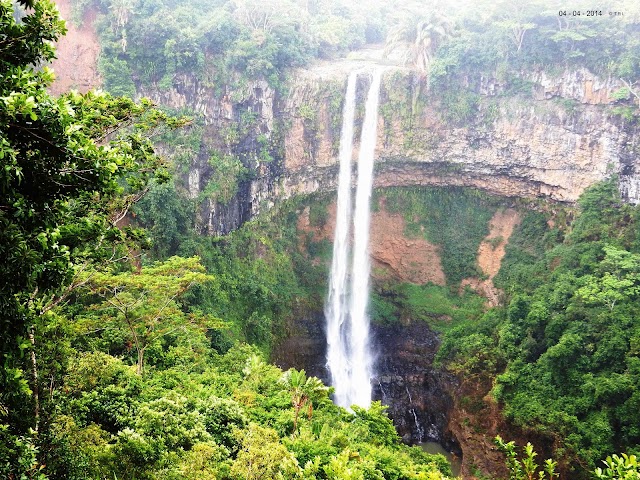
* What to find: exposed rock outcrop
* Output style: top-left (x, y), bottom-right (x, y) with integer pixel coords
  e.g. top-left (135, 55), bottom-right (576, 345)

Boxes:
top-left (50, 0), bottom-right (101, 95)
top-left (49, 24), bottom-right (640, 233)
top-left (276, 64), bottom-right (639, 203)
top-left (147, 60), bottom-right (640, 234)
top-left (372, 320), bottom-right (460, 453)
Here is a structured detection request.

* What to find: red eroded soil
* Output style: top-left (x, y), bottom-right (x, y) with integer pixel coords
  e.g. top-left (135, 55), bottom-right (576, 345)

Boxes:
top-left (49, 0), bottom-right (101, 95)
top-left (297, 198), bottom-right (445, 285)
top-left (461, 208), bottom-right (520, 306)
top-left (369, 199), bottom-right (445, 285)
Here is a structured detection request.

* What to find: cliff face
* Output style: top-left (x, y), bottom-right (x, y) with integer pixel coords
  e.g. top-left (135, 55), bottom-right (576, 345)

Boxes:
top-left (281, 63), bottom-right (639, 199)
top-left (49, 18), bottom-right (640, 234)
top-left (143, 59), bottom-right (640, 235)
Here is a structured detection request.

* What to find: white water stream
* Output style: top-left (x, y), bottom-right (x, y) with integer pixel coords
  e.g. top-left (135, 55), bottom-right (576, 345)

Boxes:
top-left (325, 71), bottom-right (358, 409)
top-left (325, 69), bottom-right (383, 409)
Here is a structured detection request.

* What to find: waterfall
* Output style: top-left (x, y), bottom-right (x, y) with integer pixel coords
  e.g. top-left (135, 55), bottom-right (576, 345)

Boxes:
top-left (325, 71), bottom-right (358, 409)
top-left (406, 385), bottom-right (425, 442)
top-left (325, 69), bottom-right (383, 409)
top-left (347, 69), bottom-right (382, 408)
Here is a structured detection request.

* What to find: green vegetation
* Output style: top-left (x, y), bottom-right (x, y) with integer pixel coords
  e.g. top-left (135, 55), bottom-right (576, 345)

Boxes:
top-left (427, 0), bottom-right (640, 86)
top-left (371, 282), bottom-right (485, 332)
top-left (439, 180), bottom-right (640, 475)
top-left (40, 331), bottom-right (455, 479)
top-left (134, 187), bottom-right (323, 354)
top-left (380, 187), bottom-right (499, 285)
top-left (201, 151), bottom-right (248, 205)
top-left (495, 436), bottom-right (558, 480)
top-left (85, 0), bottom-right (391, 93)
top-left (496, 436), bottom-right (640, 480)
top-left (0, 0), bottom-right (189, 475)
top-left (595, 453), bottom-right (640, 480)
top-left (78, 256), bottom-right (215, 375)
top-left (384, 9), bottom-right (453, 75)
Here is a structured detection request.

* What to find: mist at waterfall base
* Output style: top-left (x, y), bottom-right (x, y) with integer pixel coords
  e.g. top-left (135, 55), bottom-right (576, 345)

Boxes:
top-left (325, 69), bottom-right (382, 410)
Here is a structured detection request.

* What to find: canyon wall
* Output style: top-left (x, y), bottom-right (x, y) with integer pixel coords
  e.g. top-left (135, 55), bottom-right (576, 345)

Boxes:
top-left (281, 66), bottom-right (637, 191)
top-left (142, 60), bottom-right (640, 235)
top-left (49, 5), bottom-right (640, 236)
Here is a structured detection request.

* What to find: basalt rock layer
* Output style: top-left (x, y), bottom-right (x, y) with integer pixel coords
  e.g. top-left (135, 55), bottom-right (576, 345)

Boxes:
top-left (148, 61), bottom-right (640, 235)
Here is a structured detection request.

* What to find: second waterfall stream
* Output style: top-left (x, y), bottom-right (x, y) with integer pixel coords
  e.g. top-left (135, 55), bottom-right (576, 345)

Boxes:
top-left (325, 68), bottom-right (383, 409)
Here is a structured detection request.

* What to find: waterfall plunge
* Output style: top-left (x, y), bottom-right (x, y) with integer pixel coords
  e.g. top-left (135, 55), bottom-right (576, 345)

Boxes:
top-left (325, 71), bottom-right (357, 409)
top-left (325, 69), bottom-right (383, 409)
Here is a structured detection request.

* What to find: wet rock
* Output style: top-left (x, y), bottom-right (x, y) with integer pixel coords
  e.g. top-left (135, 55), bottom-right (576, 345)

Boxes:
top-left (371, 320), bottom-right (461, 455)
top-left (273, 312), bottom-right (462, 456)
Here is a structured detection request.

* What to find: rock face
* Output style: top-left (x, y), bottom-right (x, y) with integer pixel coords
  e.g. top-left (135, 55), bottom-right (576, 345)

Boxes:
top-left (370, 198), bottom-right (446, 285)
top-left (372, 320), bottom-right (460, 453)
top-left (297, 197), bottom-right (446, 285)
top-left (49, 27), bottom-right (640, 233)
top-left (141, 58), bottom-right (640, 234)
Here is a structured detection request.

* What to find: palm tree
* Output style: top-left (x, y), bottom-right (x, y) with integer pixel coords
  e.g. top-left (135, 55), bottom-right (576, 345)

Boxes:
top-left (279, 368), bottom-right (330, 433)
top-left (384, 8), bottom-right (453, 75)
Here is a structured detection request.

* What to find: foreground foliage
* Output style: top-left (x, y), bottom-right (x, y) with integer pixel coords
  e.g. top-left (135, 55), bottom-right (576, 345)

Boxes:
top-left (42, 328), bottom-right (454, 479)
top-left (1, 0), bottom-right (185, 475)
top-left (497, 436), bottom-right (640, 480)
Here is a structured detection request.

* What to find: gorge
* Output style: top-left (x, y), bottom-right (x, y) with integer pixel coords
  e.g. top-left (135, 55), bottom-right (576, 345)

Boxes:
top-left (26, 0), bottom-right (640, 477)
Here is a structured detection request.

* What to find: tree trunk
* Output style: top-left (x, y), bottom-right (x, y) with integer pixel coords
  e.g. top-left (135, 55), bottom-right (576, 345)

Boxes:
top-left (293, 405), bottom-right (300, 434)
top-left (137, 348), bottom-right (144, 375)
top-left (29, 327), bottom-right (40, 432)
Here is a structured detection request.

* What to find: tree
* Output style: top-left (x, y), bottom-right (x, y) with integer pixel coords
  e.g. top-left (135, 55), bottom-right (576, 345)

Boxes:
top-left (1, 0), bottom-right (184, 473)
top-left (230, 423), bottom-right (301, 480)
top-left (79, 256), bottom-right (214, 375)
top-left (577, 246), bottom-right (640, 311)
top-left (491, 0), bottom-right (539, 55)
top-left (384, 7), bottom-right (453, 75)
top-left (231, 0), bottom-right (306, 34)
top-left (279, 368), bottom-right (330, 433)
top-left (109, 0), bottom-right (135, 51)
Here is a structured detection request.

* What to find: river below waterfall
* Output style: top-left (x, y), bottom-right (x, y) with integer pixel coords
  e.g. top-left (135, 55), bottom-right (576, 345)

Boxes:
top-left (419, 442), bottom-right (462, 477)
